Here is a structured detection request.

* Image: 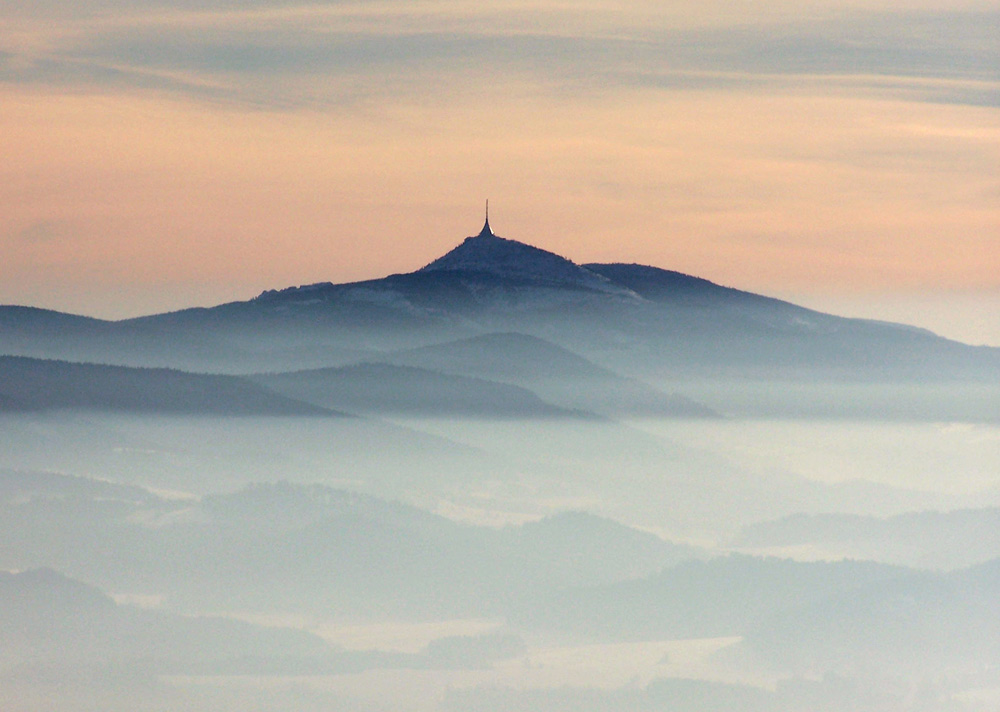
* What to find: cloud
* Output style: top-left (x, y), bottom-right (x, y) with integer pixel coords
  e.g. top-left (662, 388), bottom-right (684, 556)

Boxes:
top-left (2, 5), bottom-right (997, 109)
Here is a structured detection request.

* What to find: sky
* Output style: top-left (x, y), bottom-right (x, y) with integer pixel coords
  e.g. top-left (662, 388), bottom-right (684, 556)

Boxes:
top-left (2, 0), bottom-right (998, 344)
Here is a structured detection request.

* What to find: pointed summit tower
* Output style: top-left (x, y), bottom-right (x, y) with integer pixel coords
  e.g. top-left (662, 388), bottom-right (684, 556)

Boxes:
top-left (417, 203), bottom-right (633, 296)
top-left (478, 199), bottom-right (494, 238)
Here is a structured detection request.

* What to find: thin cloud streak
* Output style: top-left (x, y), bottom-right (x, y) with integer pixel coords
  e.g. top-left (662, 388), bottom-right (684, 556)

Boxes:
top-left (3, 5), bottom-right (998, 108)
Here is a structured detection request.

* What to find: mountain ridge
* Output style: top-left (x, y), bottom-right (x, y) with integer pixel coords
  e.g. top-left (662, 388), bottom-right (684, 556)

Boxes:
top-left (0, 355), bottom-right (336, 416)
top-left (376, 332), bottom-right (718, 418)
top-left (251, 361), bottom-right (589, 419)
top-left (1, 223), bottom-right (997, 386)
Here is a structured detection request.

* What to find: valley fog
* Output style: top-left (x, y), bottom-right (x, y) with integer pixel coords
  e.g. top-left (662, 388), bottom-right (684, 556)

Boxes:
top-left (4, 409), bottom-right (996, 539)
top-left (3, 402), bottom-right (1000, 711)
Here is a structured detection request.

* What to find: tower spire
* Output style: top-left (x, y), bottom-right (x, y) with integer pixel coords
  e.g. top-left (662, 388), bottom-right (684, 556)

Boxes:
top-left (478, 199), bottom-right (493, 237)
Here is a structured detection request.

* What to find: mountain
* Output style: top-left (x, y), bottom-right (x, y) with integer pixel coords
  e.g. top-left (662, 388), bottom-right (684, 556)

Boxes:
top-left (0, 567), bottom-right (524, 678)
top-left (733, 508), bottom-right (1000, 570)
top-left (736, 557), bottom-right (1000, 675)
top-left (0, 473), bottom-right (702, 618)
top-left (514, 554), bottom-right (912, 641)
top-left (252, 361), bottom-right (582, 418)
top-left (0, 306), bottom-right (112, 336)
top-left (419, 221), bottom-right (632, 296)
top-left (0, 356), bottom-right (333, 416)
top-left (0, 305), bottom-right (235, 370)
top-left (577, 262), bottom-right (999, 381)
top-left (0, 567), bottom-right (521, 711)
top-left (0, 568), bottom-right (330, 671)
top-left (377, 332), bottom-right (716, 417)
top-left (1, 219), bottom-right (997, 390)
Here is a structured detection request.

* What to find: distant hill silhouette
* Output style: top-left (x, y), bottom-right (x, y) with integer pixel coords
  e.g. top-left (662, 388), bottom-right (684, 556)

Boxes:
top-left (1, 224), bottom-right (997, 395)
top-left (733, 508), bottom-right (1000, 569)
top-left (737, 557), bottom-right (1000, 674)
top-left (0, 567), bottom-right (329, 671)
top-left (252, 361), bottom-right (583, 418)
top-left (379, 332), bottom-right (716, 417)
top-left (0, 565), bottom-right (530, 688)
top-left (0, 356), bottom-right (333, 416)
top-left (0, 473), bottom-right (703, 618)
top-left (515, 554), bottom-right (912, 640)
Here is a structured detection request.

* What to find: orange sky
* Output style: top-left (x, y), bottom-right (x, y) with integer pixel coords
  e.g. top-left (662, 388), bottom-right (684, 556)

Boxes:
top-left (1, 1), bottom-right (998, 342)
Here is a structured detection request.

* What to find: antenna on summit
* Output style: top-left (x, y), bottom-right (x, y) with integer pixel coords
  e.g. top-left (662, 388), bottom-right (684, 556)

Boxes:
top-left (478, 199), bottom-right (494, 237)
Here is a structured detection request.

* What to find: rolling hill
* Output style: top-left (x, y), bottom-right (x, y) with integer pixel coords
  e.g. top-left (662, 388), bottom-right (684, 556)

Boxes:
top-left (0, 356), bottom-right (332, 416)
top-left (378, 332), bottom-right (716, 417)
top-left (252, 361), bottom-right (581, 418)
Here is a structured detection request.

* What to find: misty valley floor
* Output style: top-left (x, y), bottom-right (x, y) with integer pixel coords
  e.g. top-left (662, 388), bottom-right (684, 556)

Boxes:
top-left (3, 406), bottom-right (1000, 711)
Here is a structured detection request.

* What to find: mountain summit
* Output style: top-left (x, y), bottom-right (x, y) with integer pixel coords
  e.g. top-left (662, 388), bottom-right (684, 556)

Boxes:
top-left (3, 208), bottom-right (998, 394)
top-left (419, 209), bottom-right (627, 295)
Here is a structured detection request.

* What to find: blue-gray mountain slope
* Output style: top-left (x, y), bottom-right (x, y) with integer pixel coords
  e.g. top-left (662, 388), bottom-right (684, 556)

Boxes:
top-left (252, 361), bottom-right (582, 418)
top-left (1, 226), bottom-right (996, 386)
top-left (0, 355), bottom-right (332, 416)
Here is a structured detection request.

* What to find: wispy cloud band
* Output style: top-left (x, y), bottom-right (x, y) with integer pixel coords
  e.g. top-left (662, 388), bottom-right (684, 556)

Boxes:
top-left (3, 5), bottom-right (998, 108)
